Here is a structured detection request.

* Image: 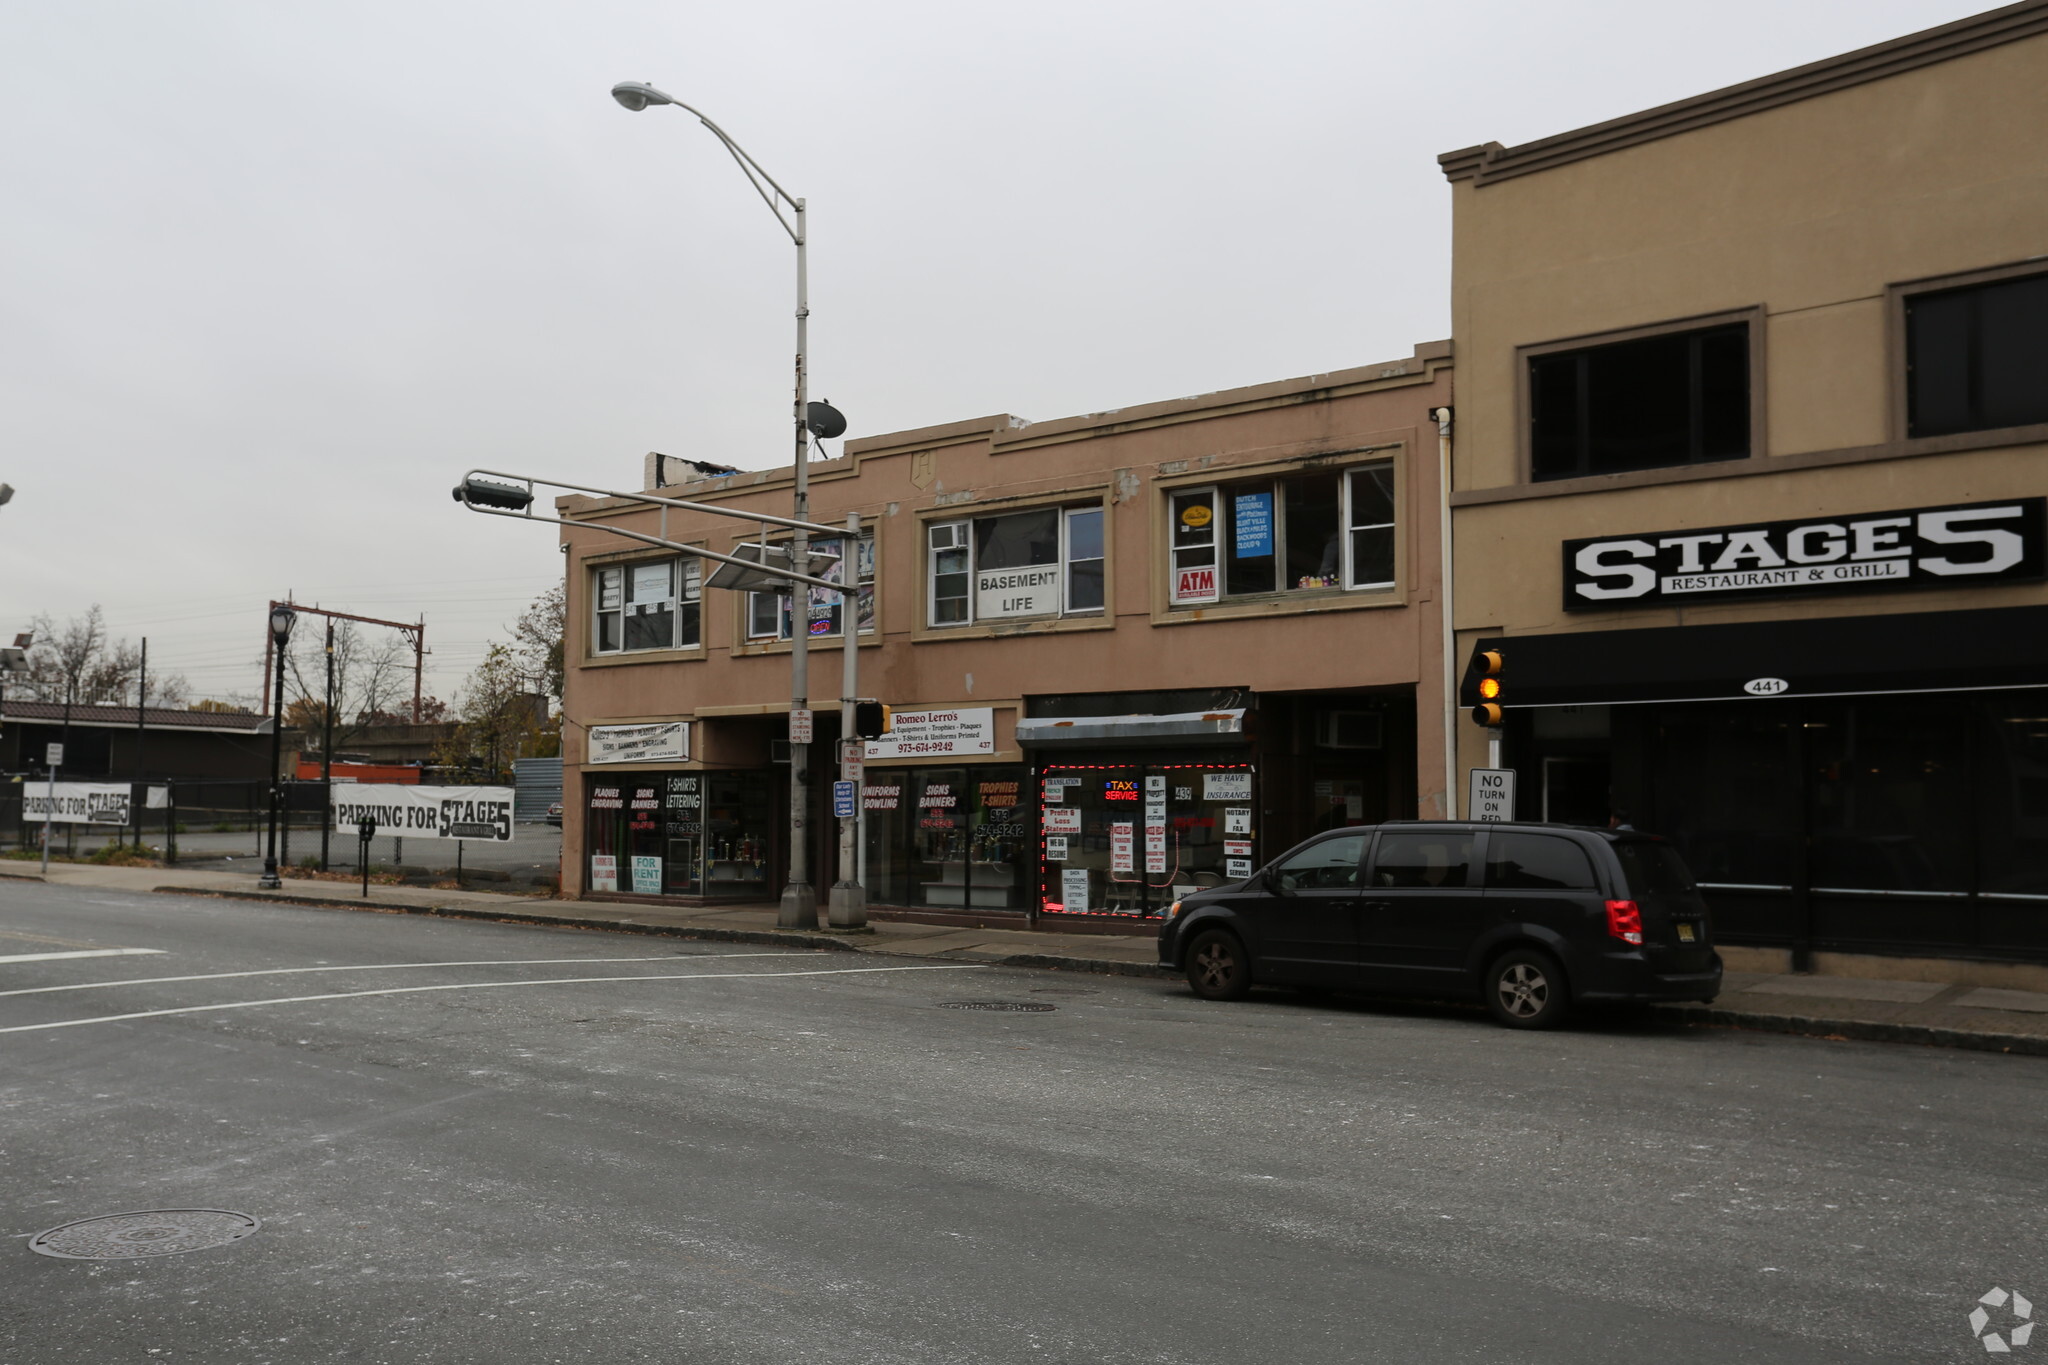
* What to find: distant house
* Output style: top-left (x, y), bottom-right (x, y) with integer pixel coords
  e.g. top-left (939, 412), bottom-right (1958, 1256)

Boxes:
top-left (0, 701), bottom-right (274, 781)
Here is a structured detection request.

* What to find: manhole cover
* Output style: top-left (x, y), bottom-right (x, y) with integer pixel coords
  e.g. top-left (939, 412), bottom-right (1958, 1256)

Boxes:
top-left (938, 1000), bottom-right (1057, 1013)
top-left (29, 1210), bottom-right (261, 1260)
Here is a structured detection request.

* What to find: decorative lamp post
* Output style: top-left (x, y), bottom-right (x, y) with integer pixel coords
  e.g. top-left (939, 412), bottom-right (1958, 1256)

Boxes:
top-left (610, 79), bottom-right (821, 928)
top-left (258, 603), bottom-right (296, 889)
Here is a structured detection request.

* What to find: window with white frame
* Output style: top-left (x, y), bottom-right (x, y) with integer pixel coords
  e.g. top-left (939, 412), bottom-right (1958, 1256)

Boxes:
top-left (745, 533), bottom-right (876, 642)
top-left (925, 505), bottom-right (1105, 628)
top-left (1168, 459), bottom-right (1396, 607)
top-left (593, 557), bottom-right (701, 654)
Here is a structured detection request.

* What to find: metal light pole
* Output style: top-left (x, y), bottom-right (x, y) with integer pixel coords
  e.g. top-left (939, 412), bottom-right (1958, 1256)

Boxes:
top-left (828, 510), bottom-right (866, 927)
top-left (611, 79), bottom-right (819, 929)
top-left (321, 620), bottom-right (335, 871)
top-left (259, 604), bottom-right (296, 889)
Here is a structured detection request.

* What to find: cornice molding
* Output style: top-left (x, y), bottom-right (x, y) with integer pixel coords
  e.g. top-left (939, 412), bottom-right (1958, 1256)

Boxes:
top-left (1439, 1), bottom-right (2048, 186)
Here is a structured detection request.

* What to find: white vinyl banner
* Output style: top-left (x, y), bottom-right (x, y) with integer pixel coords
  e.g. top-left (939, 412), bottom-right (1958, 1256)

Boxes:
top-left (330, 784), bottom-right (517, 842)
top-left (23, 783), bottom-right (132, 825)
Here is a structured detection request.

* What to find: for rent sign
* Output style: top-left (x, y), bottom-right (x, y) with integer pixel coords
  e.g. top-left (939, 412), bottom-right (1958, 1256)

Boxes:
top-left (331, 785), bottom-right (517, 841)
top-left (1562, 498), bottom-right (2045, 611)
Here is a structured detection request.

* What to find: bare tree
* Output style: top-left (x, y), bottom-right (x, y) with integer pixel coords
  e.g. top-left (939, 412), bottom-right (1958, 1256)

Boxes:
top-left (22, 606), bottom-right (142, 706)
top-left (513, 582), bottom-right (565, 706)
top-left (281, 621), bottom-right (417, 753)
top-left (432, 644), bottom-right (554, 782)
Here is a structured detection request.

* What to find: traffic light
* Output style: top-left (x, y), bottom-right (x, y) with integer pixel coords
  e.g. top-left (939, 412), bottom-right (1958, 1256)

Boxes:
top-left (853, 700), bottom-right (892, 739)
top-left (452, 476), bottom-right (534, 511)
top-left (1471, 649), bottom-right (1504, 727)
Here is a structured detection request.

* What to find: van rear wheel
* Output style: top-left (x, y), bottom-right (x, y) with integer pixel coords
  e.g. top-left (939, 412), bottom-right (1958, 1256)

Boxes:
top-left (1485, 948), bottom-right (1570, 1029)
top-left (1185, 929), bottom-right (1252, 1001)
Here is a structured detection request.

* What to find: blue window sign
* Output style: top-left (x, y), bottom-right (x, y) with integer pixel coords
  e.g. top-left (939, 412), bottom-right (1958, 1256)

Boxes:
top-left (1234, 492), bottom-right (1274, 558)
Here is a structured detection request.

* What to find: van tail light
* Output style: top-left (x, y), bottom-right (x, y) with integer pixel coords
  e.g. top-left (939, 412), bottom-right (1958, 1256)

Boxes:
top-left (1605, 900), bottom-right (1644, 946)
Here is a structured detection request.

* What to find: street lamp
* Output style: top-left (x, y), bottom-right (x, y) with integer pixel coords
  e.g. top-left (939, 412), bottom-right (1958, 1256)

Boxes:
top-left (610, 79), bottom-right (823, 929)
top-left (259, 603), bottom-right (296, 889)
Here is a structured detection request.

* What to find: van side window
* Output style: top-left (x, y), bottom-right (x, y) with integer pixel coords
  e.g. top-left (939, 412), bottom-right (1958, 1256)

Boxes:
top-left (1371, 832), bottom-right (1477, 889)
top-left (1485, 833), bottom-right (1596, 890)
top-left (1272, 835), bottom-right (1368, 891)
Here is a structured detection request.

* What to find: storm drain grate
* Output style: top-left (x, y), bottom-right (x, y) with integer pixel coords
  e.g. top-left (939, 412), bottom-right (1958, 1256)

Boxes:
top-left (938, 1000), bottom-right (1057, 1013)
top-left (29, 1210), bottom-right (261, 1260)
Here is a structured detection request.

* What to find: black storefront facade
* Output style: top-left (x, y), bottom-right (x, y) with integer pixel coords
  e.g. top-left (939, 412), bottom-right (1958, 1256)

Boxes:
top-left (1464, 603), bottom-right (2048, 965)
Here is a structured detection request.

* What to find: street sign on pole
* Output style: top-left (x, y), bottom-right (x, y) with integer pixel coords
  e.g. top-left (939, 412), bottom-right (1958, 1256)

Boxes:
top-left (832, 779), bottom-right (856, 820)
top-left (1468, 768), bottom-right (1516, 822)
top-left (45, 742), bottom-right (63, 767)
top-left (789, 708), bottom-right (813, 744)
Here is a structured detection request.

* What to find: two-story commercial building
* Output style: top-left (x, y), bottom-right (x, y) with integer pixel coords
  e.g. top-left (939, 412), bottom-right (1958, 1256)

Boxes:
top-left (558, 347), bottom-right (1453, 925)
top-left (1440, 2), bottom-right (2048, 967)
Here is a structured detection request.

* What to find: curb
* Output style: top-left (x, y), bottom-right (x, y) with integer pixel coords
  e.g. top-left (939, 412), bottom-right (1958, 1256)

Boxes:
top-left (151, 886), bottom-right (1169, 977)
top-left (139, 885), bottom-right (2045, 1052)
top-left (1657, 1002), bottom-right (2048, 1058)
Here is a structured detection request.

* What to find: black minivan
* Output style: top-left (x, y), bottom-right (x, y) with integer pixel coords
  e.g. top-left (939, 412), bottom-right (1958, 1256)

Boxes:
top-left (1155, 821), bottom-right (1721, 1028)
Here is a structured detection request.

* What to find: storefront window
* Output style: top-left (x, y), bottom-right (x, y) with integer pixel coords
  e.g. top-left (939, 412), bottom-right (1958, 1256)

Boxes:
top-left (586, 770), bottom-right (773, 899)
top-left (1981, 694), bottom-right (2048, 898)
top-left (860, 765), bottom-right (1032, 911)
top-left (1038, 761), bottom-right (1254, 919)
top-left (1807, 700), bottom-right (1971, 893)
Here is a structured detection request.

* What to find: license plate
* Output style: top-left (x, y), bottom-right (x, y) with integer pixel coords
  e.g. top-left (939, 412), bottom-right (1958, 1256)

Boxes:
top-left (1676, 922), bottom-right (1697, 943)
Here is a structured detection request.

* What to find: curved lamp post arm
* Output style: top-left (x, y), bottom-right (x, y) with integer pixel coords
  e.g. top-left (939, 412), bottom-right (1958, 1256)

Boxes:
top-left (611, 83), bottom-right (801, 244)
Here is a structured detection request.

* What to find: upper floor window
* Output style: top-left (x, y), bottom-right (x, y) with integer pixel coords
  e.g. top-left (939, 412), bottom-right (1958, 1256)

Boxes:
top-left (1906, 272), bottom-right (2048, 438)
top-left (927, 505), bottom-right (1104, 628)
top-left (746, 533), bottom-right (875, 642)
top-left (594, 558), bottom-right (700, 654)
top-left (1528, 322), bottom-right (1749, 481)
top-left (1169, 461), bottom-right (1395, 606)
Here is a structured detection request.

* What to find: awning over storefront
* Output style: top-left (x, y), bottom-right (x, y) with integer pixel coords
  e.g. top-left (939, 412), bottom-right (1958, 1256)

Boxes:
top-left (1460, 604), bottom-right (2048, 708)
top-left (1015, 709), bottom-right (1246, 746)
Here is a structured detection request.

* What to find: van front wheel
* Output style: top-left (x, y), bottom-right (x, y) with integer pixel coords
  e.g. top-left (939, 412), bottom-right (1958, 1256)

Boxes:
top-left (1185, 929), bottom-right (1252, 1001)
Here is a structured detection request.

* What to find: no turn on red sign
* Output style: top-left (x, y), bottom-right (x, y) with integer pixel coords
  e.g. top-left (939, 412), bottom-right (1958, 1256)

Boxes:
top-left (1468, 768), bottom-right (1516, 822)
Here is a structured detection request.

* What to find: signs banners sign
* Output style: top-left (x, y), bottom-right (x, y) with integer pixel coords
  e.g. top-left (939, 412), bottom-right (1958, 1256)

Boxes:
top-left (331, 784), bottom-right (517, 841)
top-left (588, 721), bottom-right (690, 765)
top-left (1563, 498), bottom-right (2046, 612)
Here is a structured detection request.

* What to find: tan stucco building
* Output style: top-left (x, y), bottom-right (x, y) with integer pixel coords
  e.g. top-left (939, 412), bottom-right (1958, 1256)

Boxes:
top-left (1440, 2), bottom-right (2048, 965)
top-left (557, 348), bottom-right (1453, 924)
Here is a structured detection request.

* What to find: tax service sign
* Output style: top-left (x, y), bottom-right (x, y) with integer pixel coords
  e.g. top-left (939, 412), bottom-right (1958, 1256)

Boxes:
top-left (1561, 498), bottom-right (2045, 612)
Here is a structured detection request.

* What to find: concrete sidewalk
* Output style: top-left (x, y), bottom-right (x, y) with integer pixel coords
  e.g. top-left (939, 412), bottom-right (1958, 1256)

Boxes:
top-left (7, 858), bottom-right (2048, 1057)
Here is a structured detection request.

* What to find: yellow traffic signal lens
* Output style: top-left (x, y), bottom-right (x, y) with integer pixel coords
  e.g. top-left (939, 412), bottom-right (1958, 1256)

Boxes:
top-left (1473, 702), bottom-right (1504, 727)
top-left (1479, 649), bottom-right (1504, 676)
top-left (1478, 678), bottom-right (1501, 700)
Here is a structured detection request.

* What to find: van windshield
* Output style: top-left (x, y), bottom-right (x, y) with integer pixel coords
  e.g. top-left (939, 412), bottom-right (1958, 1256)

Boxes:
top-left (1613, 841), bottom-right (1697, 898)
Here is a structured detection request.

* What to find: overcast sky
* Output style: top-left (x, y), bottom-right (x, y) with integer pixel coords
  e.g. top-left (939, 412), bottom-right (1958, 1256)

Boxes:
top-left (0, 0), bottom-right (1988, 707)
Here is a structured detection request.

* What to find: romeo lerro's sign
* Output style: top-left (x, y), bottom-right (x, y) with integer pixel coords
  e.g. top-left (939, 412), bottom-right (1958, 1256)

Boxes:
top-left (588, 721), bottom-right (689, 765)
top-left (1563, 498), bottom-right (2045, 611)
top-left (330, 785), bottom-right (517, 841)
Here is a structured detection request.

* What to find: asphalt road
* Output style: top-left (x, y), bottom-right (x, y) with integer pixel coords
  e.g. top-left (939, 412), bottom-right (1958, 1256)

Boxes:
top-left (1, 882), bottom-right (2042, 1364)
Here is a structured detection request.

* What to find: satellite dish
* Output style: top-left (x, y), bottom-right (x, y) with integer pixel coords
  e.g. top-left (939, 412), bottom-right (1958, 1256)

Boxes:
top-left (805, 401), bottom-right (848, 440)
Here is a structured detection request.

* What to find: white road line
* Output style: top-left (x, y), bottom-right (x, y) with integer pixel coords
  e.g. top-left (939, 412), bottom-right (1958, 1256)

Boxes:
top-left (0, 952), bottom-right (805, 1000)
top-left (0, 948), bottom-right (166, 966)
top-left (0, 963), bottom-right (987, 1034)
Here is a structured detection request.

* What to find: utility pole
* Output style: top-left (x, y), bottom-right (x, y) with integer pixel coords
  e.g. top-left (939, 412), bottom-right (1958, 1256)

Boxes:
top-left (131, 638), bottom-right (146, 849)
top-left (321, 620), bottom-right (335, 871)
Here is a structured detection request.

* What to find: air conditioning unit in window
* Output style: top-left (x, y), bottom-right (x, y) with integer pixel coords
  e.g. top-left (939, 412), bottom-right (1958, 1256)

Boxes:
top-left (1315, 711), bottom-right (1383, 750)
